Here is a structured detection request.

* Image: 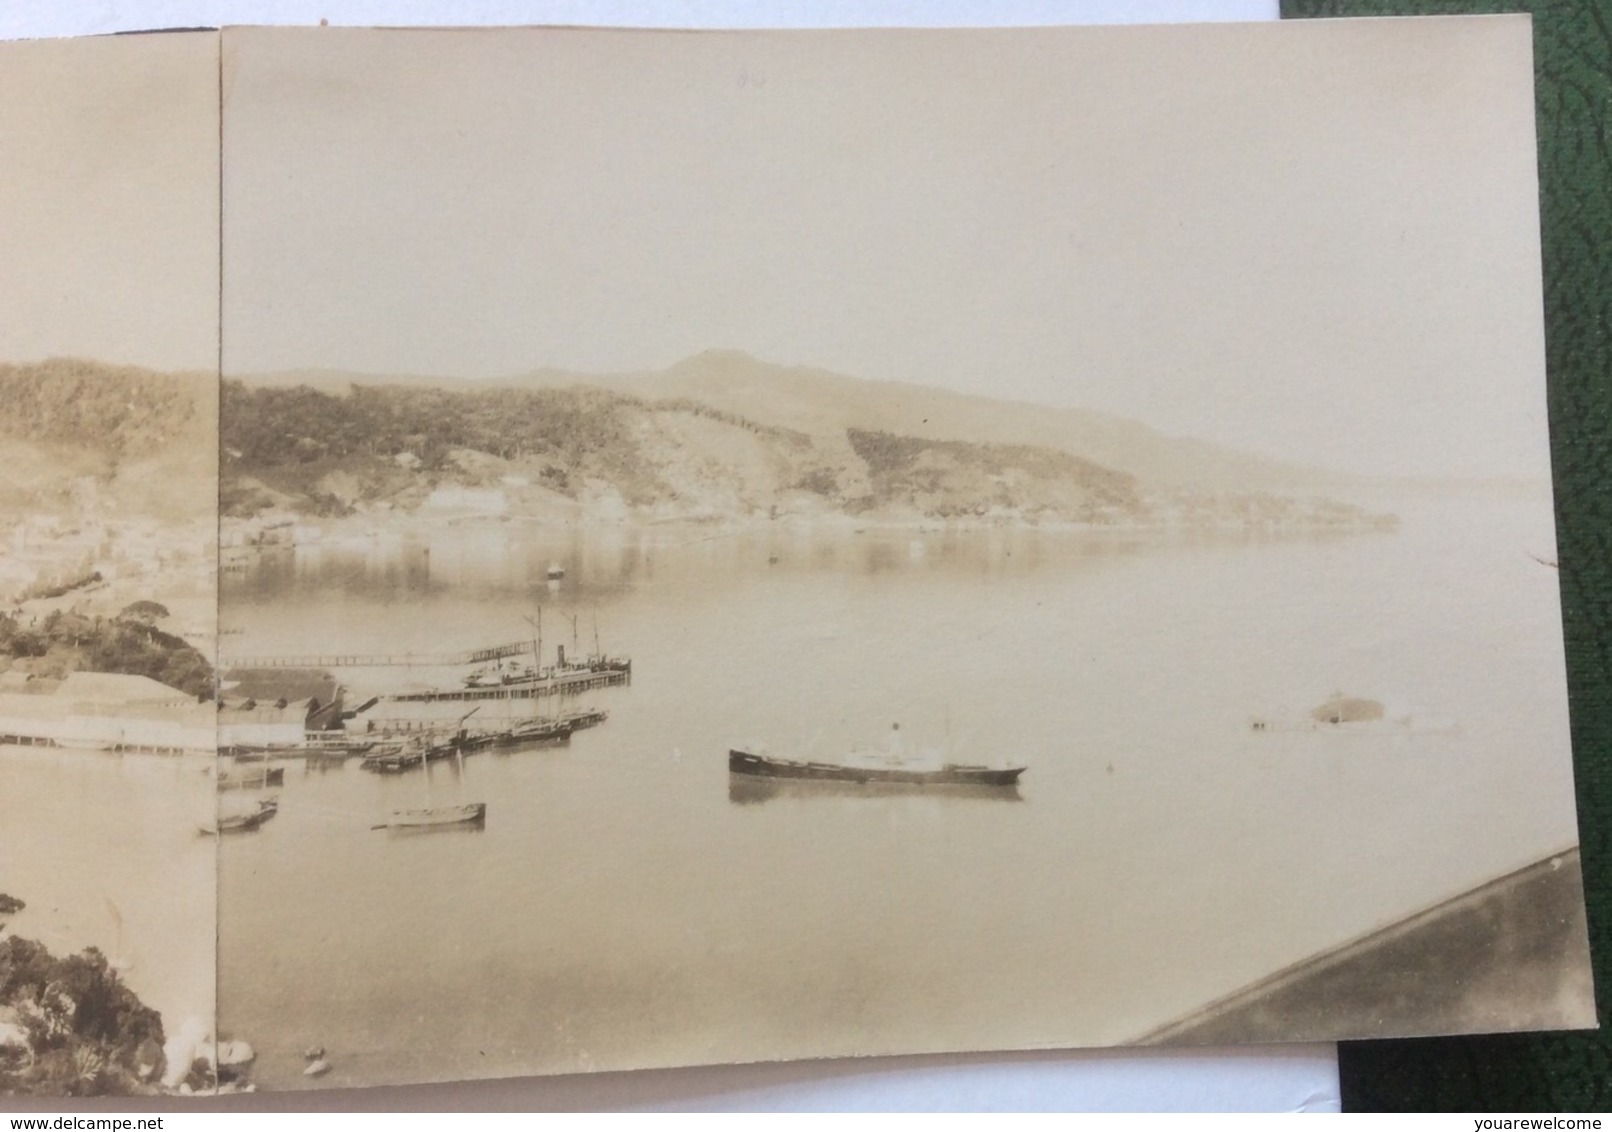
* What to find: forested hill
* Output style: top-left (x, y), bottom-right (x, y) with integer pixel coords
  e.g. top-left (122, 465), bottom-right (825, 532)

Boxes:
top-left (244, 349), bottom-right (1376, 496)
top-left (220, 379), bottom-right (1390, 531)
top-left (0, 358), bottom-right (1390, 530)
top-left (0, 359), bottom-right (216, 519)
top-left (220, 379), bottom-right (1148, 523)
top-left (222, 381), bottom-right (661, 493)
top-left (0, 358), bottom-right (213, 453)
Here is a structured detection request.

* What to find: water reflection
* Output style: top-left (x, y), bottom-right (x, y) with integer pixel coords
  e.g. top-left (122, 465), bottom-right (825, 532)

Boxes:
top-left (224, 520), bottom-right (1365, 611)
top-left (375, 821), bottom-right (488, 838)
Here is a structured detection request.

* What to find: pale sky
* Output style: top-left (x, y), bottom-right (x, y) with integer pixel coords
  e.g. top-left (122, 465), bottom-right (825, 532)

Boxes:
top-left (0, 32), bottom-right (219, 374)
top-left (16, 19), bottom-right (1550, 481)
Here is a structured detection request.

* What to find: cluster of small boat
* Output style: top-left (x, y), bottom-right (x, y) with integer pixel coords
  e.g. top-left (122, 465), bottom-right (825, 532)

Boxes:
top-left (221, 736), bottom-right (385, 761)
top-left (201, 791), bottom-right (486, 834)
top-left (200, 613), bottom-right (634, 837)
top-left (200, 705), bottom-right (610, 835)
top-left (357, 708), bottom-right (607, 773)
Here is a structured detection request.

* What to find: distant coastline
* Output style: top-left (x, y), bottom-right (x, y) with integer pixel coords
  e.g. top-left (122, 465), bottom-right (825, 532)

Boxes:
top-left (220, 497), bottom-right (1399, 559)
top-left (218, 351), bottom-right (1404, 537)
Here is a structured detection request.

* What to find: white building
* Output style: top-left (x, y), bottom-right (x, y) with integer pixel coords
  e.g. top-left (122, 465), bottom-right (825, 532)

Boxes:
top-left (217, 697), bottom-right (318, 748)
top-left (0, 671), bottom-right (212, 753)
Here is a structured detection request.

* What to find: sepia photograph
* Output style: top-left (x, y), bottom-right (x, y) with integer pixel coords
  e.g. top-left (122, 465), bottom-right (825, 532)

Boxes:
top-left (0, 33), bottom-right (222, 1096)
top-left (0, 12), bottom-right (1594, 1101)
top-left (209, 18), bottom-right (1592, 1092)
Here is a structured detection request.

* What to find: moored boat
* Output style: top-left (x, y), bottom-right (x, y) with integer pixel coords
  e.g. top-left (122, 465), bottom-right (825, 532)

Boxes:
top-left (559, 707), bottom-right (607, 732)
top-left (372, 802), bottom-right (487, 830)
top-left (217, 765), bottom-right (285, 791)
top-left (728, 748), bottom-right (1025, 786)
top-left (493, 717), bottom-right (574, 747)
top-left (200, 798), bottom-right (279, 835)
top-left (463, 664), bottom-right (536, 689)
top-left (361, 708), bottom-right (482, 771)
top-left (360, 737), bottom-right (433, 773)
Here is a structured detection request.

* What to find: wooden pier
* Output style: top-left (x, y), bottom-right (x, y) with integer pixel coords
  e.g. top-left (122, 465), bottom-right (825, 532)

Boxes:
top-left (1, 735), bottom-right (207, 755)
top-left (225, 641), bottom-right (533, 669)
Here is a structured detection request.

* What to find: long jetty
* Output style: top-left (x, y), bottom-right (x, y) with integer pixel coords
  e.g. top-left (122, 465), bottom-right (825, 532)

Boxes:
top-left (225, 641), bottom-right (531, 669)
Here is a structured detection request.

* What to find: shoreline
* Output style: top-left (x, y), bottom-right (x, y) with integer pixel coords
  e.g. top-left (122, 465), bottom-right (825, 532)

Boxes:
top-left (222, 503), bottom-right (1401, 551)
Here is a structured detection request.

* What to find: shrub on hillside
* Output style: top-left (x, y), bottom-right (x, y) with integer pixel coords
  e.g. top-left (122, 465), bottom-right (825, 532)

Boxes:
top-left (0, 936), bottom-right (166, 1096)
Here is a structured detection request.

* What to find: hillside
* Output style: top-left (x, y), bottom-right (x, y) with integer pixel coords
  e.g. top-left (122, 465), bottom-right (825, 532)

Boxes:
top-left (244, 349), bottom-right (1370, 495)
top-left (557, 350), bottom-right (1339, 494)
top-left (220, 381), bottom-right (1147, 524)
top-left (0, 358), bottom-right (217, 521)
top-left (0, 609), bottom-right (214, 699)
top-left (220, 377), bottom-right (1389, 531)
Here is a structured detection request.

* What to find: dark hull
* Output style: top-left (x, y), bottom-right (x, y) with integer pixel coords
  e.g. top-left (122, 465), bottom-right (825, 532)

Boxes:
top-left (201, 801), bottom-right (278, 835)
top-left (729, 775), bottom-right (1023, 805)
top-left (560, 708), bottom-right (608, 732)
top-left (360, 745), bottom-right (453, 772)
top-left (728, 749), bottom-right (1024, 787)
top-left (493, 720), bottom-right (575, 747)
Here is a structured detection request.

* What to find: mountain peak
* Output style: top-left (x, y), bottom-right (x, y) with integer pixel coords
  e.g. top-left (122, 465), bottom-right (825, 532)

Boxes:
top-left (669, 347), bottom-right (769, 372)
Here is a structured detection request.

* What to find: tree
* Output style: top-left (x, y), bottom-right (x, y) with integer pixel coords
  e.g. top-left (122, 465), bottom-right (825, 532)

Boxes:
top-left (117, 601), bottom-right (169, 624)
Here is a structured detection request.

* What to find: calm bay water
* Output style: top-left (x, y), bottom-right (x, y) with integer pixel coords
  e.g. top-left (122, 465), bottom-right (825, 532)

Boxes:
top-left (192, 499), bottom-right (1580, 1088)
top-left (0, 749), bottom-right (216, 1038)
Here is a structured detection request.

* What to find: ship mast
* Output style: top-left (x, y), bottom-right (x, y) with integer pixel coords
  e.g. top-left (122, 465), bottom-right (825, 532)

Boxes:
top-left (523, 609), bottom-right (542, 675)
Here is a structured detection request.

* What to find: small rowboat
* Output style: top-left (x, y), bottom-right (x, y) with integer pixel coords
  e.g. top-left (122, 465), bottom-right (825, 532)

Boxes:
top-left (372, 802), bottom-right (487, 830)
top-left (200, 799), bottom-right (279, 835)
top-left (217, 765), bottom-right (285, 791)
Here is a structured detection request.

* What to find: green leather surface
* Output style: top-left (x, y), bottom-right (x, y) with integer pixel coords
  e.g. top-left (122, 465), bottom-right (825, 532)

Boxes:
top-left (1281, 0), bottom-right (1612, 1111)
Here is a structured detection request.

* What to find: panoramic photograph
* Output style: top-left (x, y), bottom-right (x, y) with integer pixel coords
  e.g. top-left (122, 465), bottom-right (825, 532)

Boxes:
top-left (0, 15), bottom-right (1592, 1101)
top-left (0, 33), bottom-right (222, 1096)
top-left (209, 19), bottom-right (1591, 1092)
